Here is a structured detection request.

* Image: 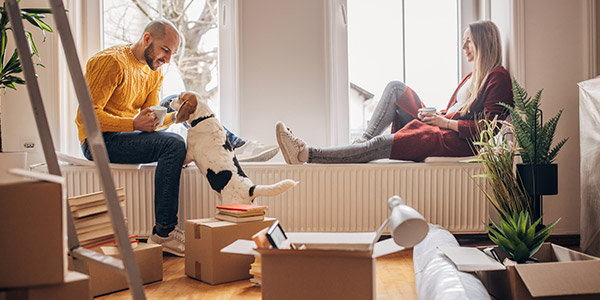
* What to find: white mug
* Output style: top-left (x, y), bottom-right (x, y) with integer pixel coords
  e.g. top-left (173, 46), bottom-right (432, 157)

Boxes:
top-left (418, 107), bottom-right (437, 114)
top-left (150, 106), bottom-right (168, 126)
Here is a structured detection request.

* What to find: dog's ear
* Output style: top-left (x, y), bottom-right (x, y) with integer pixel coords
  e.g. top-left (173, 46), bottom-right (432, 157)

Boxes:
top-left (175, 94), bottom-right (198, 123)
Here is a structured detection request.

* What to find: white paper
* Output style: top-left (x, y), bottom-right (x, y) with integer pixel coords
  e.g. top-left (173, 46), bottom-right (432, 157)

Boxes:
top-left (220, 239), bottom-right (258, 256)
top-left (439, 246), bottom-right (506, 272)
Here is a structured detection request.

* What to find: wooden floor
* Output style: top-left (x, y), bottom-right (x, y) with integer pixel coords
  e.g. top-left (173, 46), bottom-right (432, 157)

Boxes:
top-left (97, 249), bottom-right (417, 300)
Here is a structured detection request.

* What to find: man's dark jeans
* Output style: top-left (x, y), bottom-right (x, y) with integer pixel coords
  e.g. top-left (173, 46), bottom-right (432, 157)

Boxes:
top-left (81, 131), bottom-right (186, 233)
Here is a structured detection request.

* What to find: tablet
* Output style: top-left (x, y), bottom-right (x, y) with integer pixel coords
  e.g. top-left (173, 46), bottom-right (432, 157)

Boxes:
top-left (266, 220), bottom-right (288, 249)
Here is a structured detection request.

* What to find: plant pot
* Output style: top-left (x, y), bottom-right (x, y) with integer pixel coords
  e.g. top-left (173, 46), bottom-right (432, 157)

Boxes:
top-left (516, 163), bottom-right (558, 196)
top-left (0, 151), bottom-right (27, 184)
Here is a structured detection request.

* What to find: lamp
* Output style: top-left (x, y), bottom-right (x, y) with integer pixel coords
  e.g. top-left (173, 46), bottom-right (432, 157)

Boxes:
top-left (387, 195), bottom-right (429, 248)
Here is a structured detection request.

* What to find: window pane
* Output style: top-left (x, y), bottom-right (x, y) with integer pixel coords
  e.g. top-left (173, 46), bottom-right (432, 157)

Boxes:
top-left (405, 0), bottom-right (458, 110)
top-left (347, 0), bottom-right (459, 140)
top-left (102, 0), bottom-right (219, 115)
top-left (347, 0), bottom-right (403, 139)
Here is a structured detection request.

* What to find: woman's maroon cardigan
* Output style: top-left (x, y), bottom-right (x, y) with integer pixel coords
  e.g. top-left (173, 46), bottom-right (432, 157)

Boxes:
top-left (389, 66), bottom-right (513, 161)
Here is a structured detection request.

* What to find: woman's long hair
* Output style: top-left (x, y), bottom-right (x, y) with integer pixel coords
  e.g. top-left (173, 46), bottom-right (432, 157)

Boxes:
top-left (459, 20), bottom-right (503, 116)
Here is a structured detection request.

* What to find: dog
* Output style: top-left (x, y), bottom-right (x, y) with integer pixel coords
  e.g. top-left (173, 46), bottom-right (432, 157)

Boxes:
top-left (170, 91), bottom-right (297, 205)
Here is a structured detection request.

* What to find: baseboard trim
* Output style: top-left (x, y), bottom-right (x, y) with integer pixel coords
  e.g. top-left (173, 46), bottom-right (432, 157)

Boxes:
top-left (455, 234), bottom-right (581, 247)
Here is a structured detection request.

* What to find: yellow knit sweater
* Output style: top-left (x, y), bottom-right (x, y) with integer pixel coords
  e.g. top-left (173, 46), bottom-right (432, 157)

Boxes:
top-left (75, 45), bottom-right (175, 142)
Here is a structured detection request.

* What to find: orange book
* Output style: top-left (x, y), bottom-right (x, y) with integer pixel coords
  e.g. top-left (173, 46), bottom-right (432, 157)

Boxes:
top-left (252, 227), bottom-right (270, 248)
top-left (216, 203), bottom-right (268, 212)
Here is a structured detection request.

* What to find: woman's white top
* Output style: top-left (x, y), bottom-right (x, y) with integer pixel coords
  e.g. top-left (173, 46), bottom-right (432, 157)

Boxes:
top-left (446, 77), bottom-right (472, 114)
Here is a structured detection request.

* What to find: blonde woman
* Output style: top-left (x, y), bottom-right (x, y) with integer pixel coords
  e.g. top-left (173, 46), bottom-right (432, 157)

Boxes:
top-left (276, 20), bottom-right (513, 164)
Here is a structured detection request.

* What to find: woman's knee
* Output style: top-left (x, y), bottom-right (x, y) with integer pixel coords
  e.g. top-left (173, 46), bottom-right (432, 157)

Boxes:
top-left (385, 81), bottom-right (407, 93)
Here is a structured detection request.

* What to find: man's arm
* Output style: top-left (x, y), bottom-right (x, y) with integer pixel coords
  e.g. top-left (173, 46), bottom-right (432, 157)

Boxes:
top-left (86, 55), bottom-right (136, 132)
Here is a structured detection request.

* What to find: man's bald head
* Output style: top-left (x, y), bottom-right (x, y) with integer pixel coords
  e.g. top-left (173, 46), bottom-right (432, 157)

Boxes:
top-left (143, 19), bottom-right (180, 42)
top-left (138, 20), bottom-right (180, 70)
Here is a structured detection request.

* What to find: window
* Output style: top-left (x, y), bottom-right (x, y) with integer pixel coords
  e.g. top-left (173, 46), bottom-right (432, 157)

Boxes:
top-left (102, 0), bottom-right (220, 114)
top-left (347, 0), bottom-right (459, 140)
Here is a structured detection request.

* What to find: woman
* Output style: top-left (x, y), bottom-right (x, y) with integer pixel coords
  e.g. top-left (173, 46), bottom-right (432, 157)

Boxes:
top-left (276, 20), bottom-right (513, 164)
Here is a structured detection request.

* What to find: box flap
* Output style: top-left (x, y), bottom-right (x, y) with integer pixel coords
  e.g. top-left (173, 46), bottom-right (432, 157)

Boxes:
top-left (439, 246), bottom-right (506, 272)
top-left (8, 168), bottom-right (65, 185)
top-left (515, 260), bottom-right (600, 297)
top-left (287, 232), bottom-right (375, 251)
top-left (220, 239), bottom-right (258, 256)
top-left (372, 238), bottom-right (405, 258)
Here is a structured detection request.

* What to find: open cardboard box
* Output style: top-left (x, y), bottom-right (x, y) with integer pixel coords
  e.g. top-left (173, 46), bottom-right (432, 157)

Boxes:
top-left (221, 230), bottom-right (406, 300)
top-left (461, 243), bottom-right (600, 300)
top-left (68, 242), bottom-right (162, 297)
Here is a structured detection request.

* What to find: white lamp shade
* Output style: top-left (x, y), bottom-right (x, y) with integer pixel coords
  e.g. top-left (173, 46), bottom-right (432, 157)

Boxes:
top-left (388, 196), bottom-right (428, 248)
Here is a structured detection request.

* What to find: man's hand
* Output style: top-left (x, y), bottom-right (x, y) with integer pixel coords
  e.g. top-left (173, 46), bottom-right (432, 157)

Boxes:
top-left (134, 107), bottom-right (159, 132)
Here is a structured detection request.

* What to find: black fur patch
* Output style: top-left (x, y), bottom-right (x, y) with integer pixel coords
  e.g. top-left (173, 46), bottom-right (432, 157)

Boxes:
top-left (223, 139), bottom-right (233, 151)
top-left (206, 169), bottom-right (232, 193)
top-left (233, 156), bottom-right (247, 178)
top-left (249, 185), bottom-right (256, 197)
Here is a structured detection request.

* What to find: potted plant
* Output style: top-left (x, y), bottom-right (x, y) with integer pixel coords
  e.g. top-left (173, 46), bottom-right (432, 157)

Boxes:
top-left (499, 79), bottom-right (568, 223)
top-left (468, 118), bottom-right (560, 263)
top-left (0, 2), bottom-right (52, 152)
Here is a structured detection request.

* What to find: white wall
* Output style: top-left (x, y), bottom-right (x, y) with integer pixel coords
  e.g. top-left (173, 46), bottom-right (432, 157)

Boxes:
top-left (220, 0), bottom-right (349, 150)
top-left (1, 0), bottom-right (60, 165)
top-left (510, 0), bottom-right (594, 234)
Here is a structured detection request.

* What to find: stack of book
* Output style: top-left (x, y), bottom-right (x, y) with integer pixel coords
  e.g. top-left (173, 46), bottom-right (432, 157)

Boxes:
top-left (249, 255), bottom-right (262, 286)
top-left (68, 188), bottom-right (127, 248)
top-left (249, 227), bottom-right (270, 286)
top-left (215, 203), bottom-right (268, 223)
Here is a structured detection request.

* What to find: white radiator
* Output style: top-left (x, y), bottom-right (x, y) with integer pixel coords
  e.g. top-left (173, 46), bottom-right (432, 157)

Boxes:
top-left (35, 161), bottom-right (488, 237)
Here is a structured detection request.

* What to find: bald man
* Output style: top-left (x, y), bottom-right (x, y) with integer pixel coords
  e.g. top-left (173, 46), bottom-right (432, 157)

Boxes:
top-left (76, 20), bottom-right (186, 256)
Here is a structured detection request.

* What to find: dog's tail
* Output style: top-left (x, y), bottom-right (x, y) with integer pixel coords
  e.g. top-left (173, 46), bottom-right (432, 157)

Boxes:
top-left (251, 180), bottom-right (298, 198)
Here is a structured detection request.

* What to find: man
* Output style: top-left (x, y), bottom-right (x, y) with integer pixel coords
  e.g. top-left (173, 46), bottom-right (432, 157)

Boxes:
top-left (76, 20), bottom-right (276, 257)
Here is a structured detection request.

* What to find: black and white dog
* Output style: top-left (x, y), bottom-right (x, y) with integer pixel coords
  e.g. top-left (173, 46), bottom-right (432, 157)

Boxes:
top-left (170, 91), bottom-right (297, 205)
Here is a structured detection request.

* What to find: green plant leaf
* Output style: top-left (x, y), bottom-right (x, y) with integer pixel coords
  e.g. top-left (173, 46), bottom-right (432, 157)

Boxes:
top-left (21, 8), bottom-right (53, 14)
top-left (25, 31), bottom-right (39, 57)
top-left (513, 241), bottom-right (531, 263)
top-left (0, 29), bottom-right (6, 70)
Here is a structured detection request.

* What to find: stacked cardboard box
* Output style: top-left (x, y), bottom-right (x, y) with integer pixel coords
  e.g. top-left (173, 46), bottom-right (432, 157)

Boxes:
top-left (72, 243), bottom-right (163, 297)
top-left (0, 180), bottom-right (91, 299)
top-left (0, 271), bottom-right (90, 300)
top-left (185, 217), bottom-right (276, 285)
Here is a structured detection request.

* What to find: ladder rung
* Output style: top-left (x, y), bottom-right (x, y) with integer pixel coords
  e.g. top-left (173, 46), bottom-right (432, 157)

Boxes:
top-left (72, 247), bottom-right (126, 274)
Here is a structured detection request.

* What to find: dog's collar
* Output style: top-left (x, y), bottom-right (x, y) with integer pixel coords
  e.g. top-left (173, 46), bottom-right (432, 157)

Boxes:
top-left (189, 114), bottom-right (215, 127)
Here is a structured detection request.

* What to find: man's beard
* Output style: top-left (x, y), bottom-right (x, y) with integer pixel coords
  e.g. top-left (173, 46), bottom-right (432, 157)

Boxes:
top-left (144, 43), bottom-right (160, 70)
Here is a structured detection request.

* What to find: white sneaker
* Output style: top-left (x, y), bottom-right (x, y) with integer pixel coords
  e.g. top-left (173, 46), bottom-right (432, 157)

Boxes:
top-left (275, 121), bottom-right (306, 165)
top-left (234, 140), bottom-right (280, 162)
top-left (148, 227), bottom-right (185, 257)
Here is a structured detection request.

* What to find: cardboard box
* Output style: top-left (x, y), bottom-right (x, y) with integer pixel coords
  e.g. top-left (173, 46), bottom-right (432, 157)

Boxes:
top-left (0, 271), bottom-right (90, 300)
top-left (222, 232), bottom-right (406, 300)
top-left (475, 243), bottom-right (600, 300)
top-left (69, 243), bottom-right (162, 297)
top-left (185, 217), bottom-right (276, 285)
top-left (0, 181), bottom-right (67, 288)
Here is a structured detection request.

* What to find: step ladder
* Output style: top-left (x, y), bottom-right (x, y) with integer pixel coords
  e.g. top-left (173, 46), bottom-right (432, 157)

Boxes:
top-left (5, 0), bottom-right (146, 298)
